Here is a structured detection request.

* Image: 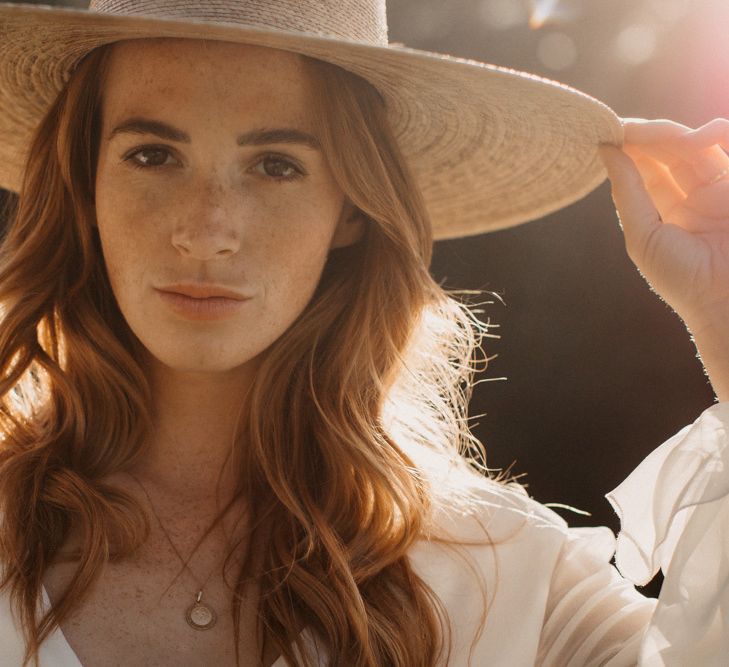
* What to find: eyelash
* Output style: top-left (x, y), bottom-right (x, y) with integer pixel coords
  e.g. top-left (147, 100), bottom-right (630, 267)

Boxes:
top-left (122, 145), bottom-right (305, 182)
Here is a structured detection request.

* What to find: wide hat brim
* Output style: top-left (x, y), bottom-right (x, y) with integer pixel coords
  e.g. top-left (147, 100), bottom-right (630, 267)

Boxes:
top-left (0, 2), bottom-right (622, 240)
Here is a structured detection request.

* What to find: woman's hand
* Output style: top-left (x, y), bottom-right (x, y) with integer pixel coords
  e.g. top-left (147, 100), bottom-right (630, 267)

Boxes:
top-left (598, 118), bottom-right (729, 400)
top-left (599, 118), bottom-right (729, 328)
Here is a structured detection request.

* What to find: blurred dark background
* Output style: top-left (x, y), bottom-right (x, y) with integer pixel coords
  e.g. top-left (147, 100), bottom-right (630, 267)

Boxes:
top-left (3, 0), bottom-right (725, 598)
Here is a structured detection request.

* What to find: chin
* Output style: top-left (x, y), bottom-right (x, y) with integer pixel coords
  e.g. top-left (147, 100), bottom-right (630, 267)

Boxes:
top-left (142, 342), bottom-right (264, 375)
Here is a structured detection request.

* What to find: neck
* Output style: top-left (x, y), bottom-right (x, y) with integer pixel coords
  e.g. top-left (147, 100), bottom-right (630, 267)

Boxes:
top-left (128, 355), bottom-right (260, 504)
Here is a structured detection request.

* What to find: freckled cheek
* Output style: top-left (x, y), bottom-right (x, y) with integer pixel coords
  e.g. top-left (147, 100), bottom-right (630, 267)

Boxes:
top-left (95, 185), bottom-right (165, 292)
top-left (252, 206), bottom-right (337, 311)
top-left (260, 208), bottom-right (333, 272)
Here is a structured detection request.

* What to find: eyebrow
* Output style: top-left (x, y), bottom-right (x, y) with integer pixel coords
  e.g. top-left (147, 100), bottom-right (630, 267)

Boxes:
top-left (106, 117), bottom-right (321, 151)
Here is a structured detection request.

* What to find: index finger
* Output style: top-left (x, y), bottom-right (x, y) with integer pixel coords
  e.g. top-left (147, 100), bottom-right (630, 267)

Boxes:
top-left (621, 117), bottom-right (729, 187)
top-left (621, 118), bottom-right (693, 144)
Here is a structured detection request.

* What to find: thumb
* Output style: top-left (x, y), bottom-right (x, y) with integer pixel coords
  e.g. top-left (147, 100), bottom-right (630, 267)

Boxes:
top-left (598, 143), bottom-right (662, 257)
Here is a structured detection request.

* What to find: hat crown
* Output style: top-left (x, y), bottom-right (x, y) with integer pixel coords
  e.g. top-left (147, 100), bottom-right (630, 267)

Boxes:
top-left (89, 0), bottom-right (389, 45)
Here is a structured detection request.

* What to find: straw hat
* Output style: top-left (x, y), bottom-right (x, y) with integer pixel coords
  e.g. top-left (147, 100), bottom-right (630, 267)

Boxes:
top-left (0, 0), bottom-right (622, 240)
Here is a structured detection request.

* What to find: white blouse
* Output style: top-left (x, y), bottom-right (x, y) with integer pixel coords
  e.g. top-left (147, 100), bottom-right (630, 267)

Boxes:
top-left (1, 401), bottom-right (728, 666)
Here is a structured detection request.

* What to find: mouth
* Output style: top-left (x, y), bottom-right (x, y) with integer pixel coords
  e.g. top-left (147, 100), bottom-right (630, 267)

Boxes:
top-left (156, 283), bottom-right (251, 300)
top-left (155, 287), bottom-right (251, 321)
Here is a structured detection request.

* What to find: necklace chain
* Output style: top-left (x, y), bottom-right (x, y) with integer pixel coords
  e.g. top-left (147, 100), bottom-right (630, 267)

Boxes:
top-left (126, 471), bottom-right (221, 631)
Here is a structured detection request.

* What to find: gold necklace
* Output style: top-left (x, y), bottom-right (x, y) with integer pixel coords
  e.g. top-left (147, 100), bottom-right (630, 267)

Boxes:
top-left (127, 471), bottom-right (222, 631)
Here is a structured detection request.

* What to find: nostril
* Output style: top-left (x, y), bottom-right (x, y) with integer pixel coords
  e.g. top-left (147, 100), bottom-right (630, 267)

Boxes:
top-left (172, 239), bottom-right (192, 256)
top-left (171, 226), bottom-right (240, 260)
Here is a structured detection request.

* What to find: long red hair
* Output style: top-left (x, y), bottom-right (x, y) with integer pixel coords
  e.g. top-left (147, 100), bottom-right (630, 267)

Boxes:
top-left (0, 40), bottom-right (506, 666)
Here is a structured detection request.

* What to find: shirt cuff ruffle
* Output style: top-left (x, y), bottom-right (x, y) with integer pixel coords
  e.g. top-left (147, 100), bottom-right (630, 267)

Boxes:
top-left (605, 401), bottom-right (729, 665)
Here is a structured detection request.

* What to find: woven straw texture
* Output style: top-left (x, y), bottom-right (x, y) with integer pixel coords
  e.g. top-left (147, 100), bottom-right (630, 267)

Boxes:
top-left (0, 1), bottom-right (622, 239)
top-left (89, 0), bottom-right (388, 44)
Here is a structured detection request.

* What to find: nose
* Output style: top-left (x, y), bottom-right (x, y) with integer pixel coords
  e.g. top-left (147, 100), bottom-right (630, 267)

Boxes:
top-left (171, 176), bottom-right (241, 260)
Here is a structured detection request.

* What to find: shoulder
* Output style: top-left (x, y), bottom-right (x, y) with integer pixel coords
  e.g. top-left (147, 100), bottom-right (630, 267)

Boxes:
top-left (409, 471), bottom-right (579, 606)
top-left (414, 471), bottom-right (618, 577)
top-left (422, 471), bottom-right (572, 545)
top-left (406, 473), bottom-right (627, 665)
top-left (405, 474), bottom-right (606, 665)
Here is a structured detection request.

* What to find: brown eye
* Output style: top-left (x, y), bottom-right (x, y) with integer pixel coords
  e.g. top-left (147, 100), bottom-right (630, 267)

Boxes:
top-left (254, 155), bottom-right (303, 181)
top-left (126, 146), bottom-right (176, 169)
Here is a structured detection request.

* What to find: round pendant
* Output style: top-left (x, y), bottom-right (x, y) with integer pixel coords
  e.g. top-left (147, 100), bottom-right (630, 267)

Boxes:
top-left (185, 600), bottom-right (217, 630)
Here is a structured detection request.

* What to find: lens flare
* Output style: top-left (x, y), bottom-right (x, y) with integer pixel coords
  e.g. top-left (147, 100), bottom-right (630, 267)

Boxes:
top-left (528, 0), bottom-right (580, 30)
top-left (537, 32), bottom-right (577, 70)
top-left (614, 23), bottom-right (657, 65)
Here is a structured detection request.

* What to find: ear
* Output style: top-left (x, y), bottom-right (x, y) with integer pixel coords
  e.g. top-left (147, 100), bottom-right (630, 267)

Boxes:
top-left (330, 201), bottom-right (366, 250)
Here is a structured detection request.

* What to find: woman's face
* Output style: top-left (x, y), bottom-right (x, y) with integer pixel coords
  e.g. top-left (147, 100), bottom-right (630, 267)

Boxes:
top-left (95, 38), bottom-right (361, 373)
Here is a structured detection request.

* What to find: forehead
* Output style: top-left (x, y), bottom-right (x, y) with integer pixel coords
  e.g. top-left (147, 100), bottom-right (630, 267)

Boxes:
top-left (101, 38), bottom-right (317, 126)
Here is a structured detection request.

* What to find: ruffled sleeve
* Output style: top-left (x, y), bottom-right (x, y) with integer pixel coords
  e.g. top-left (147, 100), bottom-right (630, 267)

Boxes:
top-left (605, 401), bottom-right (729, 666)
top-left (536, 525), bottom-right (657, 666)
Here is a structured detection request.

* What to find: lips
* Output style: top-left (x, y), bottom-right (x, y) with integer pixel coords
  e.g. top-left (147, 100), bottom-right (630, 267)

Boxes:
top-left (156, 283), bottom-right (250, 300)
top-left (155, 285), bottom-right (251, 321)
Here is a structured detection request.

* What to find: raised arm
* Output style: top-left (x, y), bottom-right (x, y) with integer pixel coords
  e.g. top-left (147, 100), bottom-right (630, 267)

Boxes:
top-left (599, 119), bottom-right (729, 402)
top-left (536, 398), bottom-right (729, 665)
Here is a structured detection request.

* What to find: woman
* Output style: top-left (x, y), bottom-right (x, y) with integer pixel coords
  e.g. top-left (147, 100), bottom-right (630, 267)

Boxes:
top-left (0, 1), bottom-right (728, 666)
